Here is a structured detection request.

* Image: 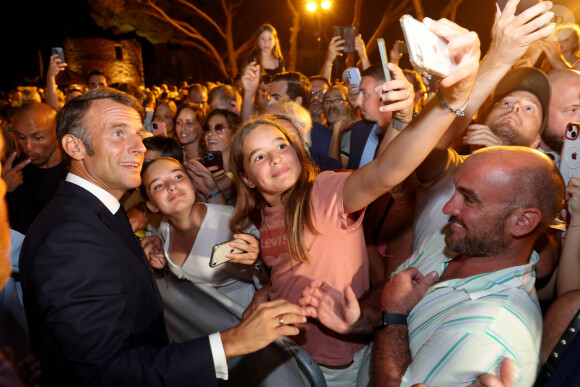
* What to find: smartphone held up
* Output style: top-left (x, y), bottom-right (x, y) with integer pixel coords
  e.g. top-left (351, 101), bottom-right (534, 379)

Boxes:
top-left (560, 122), bottom-right (580, 186)
top-left (333, 26), bottom-right (356, 54)
top-left (151, 122), bottom-right (167, 137)
top-left (400, 14), bottom-right (456, 78)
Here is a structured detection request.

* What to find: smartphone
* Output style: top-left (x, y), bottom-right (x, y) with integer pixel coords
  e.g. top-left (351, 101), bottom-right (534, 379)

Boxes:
top-left (151, 121), bottom-right (167, 137)
top-left (497, 0), bottom-right (540, 15)
top-left (398, 41), bottom-right (408, 54)
top-left (51, 47), bottom-right (65, 63)
top-left (377, 38), bottom-right (392, 83)
top-left (203, 151), bottom-right (224, 170)
top-left (560, 122), bottom-right (580, 186)
top-left (400, 15), bottom-right (455, 78)
top-left (209, 238), bottom-right (246, 267)
top-left (343, 26), bottom-right (355, 54)
top-left (346, 67), bottom-right (362, 90)
top-left (333, 26), bottom-right (355, 54)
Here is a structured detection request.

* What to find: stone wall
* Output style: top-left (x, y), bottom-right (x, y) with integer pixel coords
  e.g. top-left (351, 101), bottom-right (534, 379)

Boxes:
top-left (63, 37), bottom-right (144, 87)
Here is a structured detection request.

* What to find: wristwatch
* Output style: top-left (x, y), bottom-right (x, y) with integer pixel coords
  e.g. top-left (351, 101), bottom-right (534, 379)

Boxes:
top-left (391, 117), bottom-right (410, 131)
top-left (375, 312), bottom-right (407, 329)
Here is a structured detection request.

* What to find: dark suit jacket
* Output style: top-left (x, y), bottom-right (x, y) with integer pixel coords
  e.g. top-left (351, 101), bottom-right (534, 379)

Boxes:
top-left (19, 181), bottom-right (217, 387)
top-left (346, 120), bottom-right (376, 171)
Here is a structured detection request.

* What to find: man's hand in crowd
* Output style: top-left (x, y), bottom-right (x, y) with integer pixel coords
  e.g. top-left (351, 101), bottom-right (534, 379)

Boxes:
top-left (2, 152), bottom-right (31, 192)
top-left (381, 268), bottom-right (438, 315)
top-left (462, 124), bottom-right (505, 149)
top-left (221, 300), bottom-right (306, 360)
top-left (488, 0), bottom-right (554, 68)
top-left (377, 63), bottom-right (415, 122)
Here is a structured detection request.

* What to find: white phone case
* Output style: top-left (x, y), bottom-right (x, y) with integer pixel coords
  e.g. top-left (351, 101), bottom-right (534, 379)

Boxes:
top-left (400, 15), bottom-right (455, 78)
top-left (377, 38), bottom-right (392, 83)
top-left (209, 238), bottom-right (246, 268)
top-left (560, 123), bottom-right (580, 186)
top-left (346, 67), bottom-right (361, 90)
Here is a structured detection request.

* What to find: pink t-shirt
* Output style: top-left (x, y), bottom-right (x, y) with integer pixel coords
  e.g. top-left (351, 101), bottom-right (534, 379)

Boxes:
top-left (260, 171), bottom-right (370, 366)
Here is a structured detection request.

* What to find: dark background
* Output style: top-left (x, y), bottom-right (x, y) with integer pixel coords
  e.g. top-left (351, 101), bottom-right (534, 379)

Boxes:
top-left (2, 0), bottom-right (577, 92)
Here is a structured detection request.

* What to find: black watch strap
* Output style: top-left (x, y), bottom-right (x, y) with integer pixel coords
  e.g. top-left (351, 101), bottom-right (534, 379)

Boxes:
top-left (375, 312), bottom-right (407, 330)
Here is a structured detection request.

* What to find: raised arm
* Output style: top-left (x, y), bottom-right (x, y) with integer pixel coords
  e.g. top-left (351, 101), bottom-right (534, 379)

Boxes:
top-left (343, 18), bottom-right (481, 214)
top-left (46, 54), bottom-right (66, 111)
top-left (556, 177), bottom-right (580, 296)
top-left (240, 61), bottom-right (261, 122)
top-left (320, 36), bottom-right (344, 80)
top-left (415, 0), bottom-right (555, 183)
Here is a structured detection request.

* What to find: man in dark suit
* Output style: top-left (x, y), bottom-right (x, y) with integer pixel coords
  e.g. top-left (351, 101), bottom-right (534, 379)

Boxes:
top-left (19, 88), bottom-right (305, 386)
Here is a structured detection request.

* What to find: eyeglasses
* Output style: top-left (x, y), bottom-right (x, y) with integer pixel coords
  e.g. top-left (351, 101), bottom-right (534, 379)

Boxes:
top-left (202, 123), bottom-right (229, 134)
top-left (323, 98), bottom-right (345, 107)
top-left (312, 90), bottom-right (326, 98)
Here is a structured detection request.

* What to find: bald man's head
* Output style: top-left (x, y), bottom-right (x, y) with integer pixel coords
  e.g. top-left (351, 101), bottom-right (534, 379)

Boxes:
top-left (542, 69), bottom-right (580, 153)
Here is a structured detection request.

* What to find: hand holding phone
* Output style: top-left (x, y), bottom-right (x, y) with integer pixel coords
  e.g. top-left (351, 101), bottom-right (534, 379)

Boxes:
top-left (51, 47), bottom-right (65, 64)
top-left (203, 151), bottom-right (224, 171)
top-left (377, 38), bottom-right (392, 83)
top-left (333, 26), bottom-right (355, 54)
top-left (210, 238), bottom-right (247, 267)
top-left (560, 122), bottom-right (580, 186)
top-left (346, 67), bottom-right (361, 90)
top-left (400, 15), bottom-right (456, 78)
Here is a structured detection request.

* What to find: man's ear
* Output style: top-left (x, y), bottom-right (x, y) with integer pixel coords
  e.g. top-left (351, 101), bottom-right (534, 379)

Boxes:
top-left (61, 134), bottom-right (85, 161)
top-left (509, 208), bottom-right (542, 238)
top-left (241, 175), bottom-right (255, 189)
top-left (145, 200), bottom-right (160, 214)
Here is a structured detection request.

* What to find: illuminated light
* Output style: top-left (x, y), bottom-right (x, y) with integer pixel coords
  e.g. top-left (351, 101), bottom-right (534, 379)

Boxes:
top-left (306, 2), bottom-right (316, 12)
top-left (321, 1), bottom-right (331, 9)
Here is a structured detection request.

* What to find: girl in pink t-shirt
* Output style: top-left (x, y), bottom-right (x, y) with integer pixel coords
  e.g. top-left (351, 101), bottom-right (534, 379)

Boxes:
top-left (227, 115), bottom-right (417, 384)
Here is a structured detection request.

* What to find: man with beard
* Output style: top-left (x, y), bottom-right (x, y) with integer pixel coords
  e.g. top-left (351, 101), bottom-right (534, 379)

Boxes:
top-left (411, 0), bottom-right (555, 249)
top-left (413, 67), bottom-right (551, 249)
top-left (324, 84), bottom-right (358, 168)
top-left (299, 147), bottom-right (565, 386)
top-left (539, 69), bottom-right (580, 164)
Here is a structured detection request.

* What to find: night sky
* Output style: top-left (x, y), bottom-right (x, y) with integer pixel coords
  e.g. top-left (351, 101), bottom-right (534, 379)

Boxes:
top-left (3, 0), bottom-right (578, 92)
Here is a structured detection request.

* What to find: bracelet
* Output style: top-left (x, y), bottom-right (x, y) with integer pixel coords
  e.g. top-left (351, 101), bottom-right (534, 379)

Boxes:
top-left (206, 190), bottom-right (221, 200)
top-left (435, 88), bottom-right (467, 117)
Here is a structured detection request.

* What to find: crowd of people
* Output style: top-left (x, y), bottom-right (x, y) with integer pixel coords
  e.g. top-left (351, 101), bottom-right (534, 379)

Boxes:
top-left (0, 0), bottom-right (580, 385)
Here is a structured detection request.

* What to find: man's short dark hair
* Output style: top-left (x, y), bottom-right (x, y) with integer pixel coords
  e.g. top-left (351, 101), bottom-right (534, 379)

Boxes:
top-left (272, 72), bottom-right (312, 109)
top-left (308, 76), bottom-right (331, 88)
top-left (86, 70), bottom-right (108, 85)
top-left (361, 65), bottom-right (386, 83)
top-left (56, 87), bottom-right (144, 164)
top-left (143, 136), bottom-right (183, 163)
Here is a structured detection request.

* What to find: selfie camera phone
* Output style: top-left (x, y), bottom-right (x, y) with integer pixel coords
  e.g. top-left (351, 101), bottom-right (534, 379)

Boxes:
top-left (346, 67), bottom-right (362, 90)
top-left (203, 151), bottom-right (224, 170)
top-left (151, 121), bottom-right (167, 137)
top-left (51, 47), bottom-right (65, 63)
top-left (400, 14), bottom-right (456, 78)
top-left (377, 38), bottom-right (392, 83)
top-left (560, 122), bottom-right (580, 186)
top-left (209, 238), bottom-right (246, 267)
top-left (333, 26), bottom-right (355, 54)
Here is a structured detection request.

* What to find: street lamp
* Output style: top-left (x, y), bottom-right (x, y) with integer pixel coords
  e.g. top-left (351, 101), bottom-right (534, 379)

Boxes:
top-left (306, 0), bottom-right (332, 63)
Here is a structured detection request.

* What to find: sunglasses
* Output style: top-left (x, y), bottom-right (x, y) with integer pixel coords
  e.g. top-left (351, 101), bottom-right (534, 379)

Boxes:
top-left (202, 123), bottom-right (229, 134)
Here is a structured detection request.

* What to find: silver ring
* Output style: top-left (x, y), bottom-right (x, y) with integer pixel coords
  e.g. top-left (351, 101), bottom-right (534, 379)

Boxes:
top-left (279, 316), bottom-right (285, 326)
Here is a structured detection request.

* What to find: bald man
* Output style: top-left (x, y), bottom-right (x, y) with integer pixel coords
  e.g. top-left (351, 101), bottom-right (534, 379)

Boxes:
top-left (539, 69), bottom-right (580, 163)
top-left (301, 147), bottom-right (565, 386)
top-left (5, 102), bottom-right (67, 233)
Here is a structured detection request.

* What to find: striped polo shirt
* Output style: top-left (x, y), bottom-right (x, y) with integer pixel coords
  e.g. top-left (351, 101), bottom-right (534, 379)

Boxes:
top-left (394, 231), bottom-right (541, 387)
